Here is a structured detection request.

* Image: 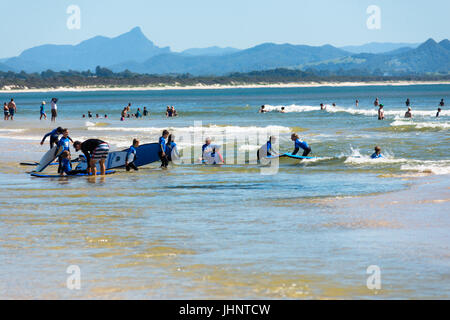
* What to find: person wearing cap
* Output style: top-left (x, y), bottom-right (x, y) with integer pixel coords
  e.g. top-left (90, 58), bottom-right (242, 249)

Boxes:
top-left (40, 101), bottom-right (47, 120)
top-left (378, 104), bottom-right (385, 120)
top-left (405, 107), bottom-right (412, 118)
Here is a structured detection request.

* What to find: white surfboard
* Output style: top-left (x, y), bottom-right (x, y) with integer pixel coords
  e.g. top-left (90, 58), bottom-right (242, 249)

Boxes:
top-left (75, 151), bottom-right (129, 171)
top-left (35, 146), bottom-right (63, 172)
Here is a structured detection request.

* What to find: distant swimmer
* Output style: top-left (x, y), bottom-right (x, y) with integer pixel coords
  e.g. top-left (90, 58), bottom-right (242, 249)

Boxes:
top-left (50, 98), bottom-right (58, 122)
top-left (73, 139), bottom-right (110, 176)
top-left (439, 99), bottom-right (445, 107)
top-left (136, 108), bottom-right (142, 118)
top-left (7, 98), bottom-right (16, 121)
top-left (405, 107), bottom-right (412, 118)
top-left (355, 99), bottom-right (359, 107)
top-left (121, 107), bottom-right (127, 119)
top-left (371, 146), bottom-right (383, 159)
top-left (59, 151), bottom-right (88, 176)
top-left (320, 103), bottom-right (326, 110)
top-left (3, 102), bottom-right (9, 120)
top-left (405, 98), bottom-right (410, 107)
top-left (96, 114), bottom-right (99, 119)
top-left (378, 104), bottom-right (385, 120)
top-left (159, 130), bottom-right (170, 168)
top-left (40, 101), bottom-right (47, 120)
top-left (104, 114), bottom-right (108, 119)
top-left (166, 134), bottom-right (179, 162)
top-left (374, 98), bottom-right (379, 107)
top-left (57, 128), bottom-right (71, 173)
top-left (171, 106), bottom-right (178, 117)
top-left (126, 139), bottom-right (139, 172)
top-left (280, 107), bottom-right (286, 113)
top-left (332, 103), bottom-right (336, 107)
top-left (166, 106), bottom-right (173, 118)
top-left (259, 105), bottom-right (268, 113)
top-left (41, 127), bottom-right (73, 149)
top-left (291, 133), bottom-right (311, 157)
top-left (143, 107), bottom-right (149, 117)
top-left (436, 108), bottom-right (442, 117)
top-left (88, 111), bottom-right (93, 118)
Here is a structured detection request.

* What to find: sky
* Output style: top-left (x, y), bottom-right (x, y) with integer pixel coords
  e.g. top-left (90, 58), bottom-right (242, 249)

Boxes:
top-left (0, 0), bottom-right (449, 58)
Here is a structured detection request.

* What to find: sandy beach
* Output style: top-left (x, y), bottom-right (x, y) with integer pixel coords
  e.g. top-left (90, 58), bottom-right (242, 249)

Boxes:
top-left (1, 80), bottom-right (450, 93)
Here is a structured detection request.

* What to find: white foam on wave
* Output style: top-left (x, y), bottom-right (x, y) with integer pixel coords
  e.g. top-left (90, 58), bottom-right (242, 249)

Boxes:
top-left (401, 161), bottom-right (450, 175)
top-left (0, 129), bottom-right (27, 133)
top-left (264, 104), bottom-right (320, 113)
top-left (390, 120), bottom-right (450, 130)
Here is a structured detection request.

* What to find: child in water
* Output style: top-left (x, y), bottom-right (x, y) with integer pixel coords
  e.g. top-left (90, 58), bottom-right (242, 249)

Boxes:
top-left (371, 146), bottom-right (383, 159)
top-left (126, 139), bottom-right (139, 171)
top-left (59, 151), bottom-right (88, 176)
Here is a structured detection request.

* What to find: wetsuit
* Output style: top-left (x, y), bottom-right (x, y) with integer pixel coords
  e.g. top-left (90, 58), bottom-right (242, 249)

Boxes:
top-left (292, 139), bottom-right (311, 157)
top-left (126, 145), bottom-right (138, 171)
top-left (371, 153), bottom-right (383, 159)
top-left (56, 136), bottom-right (71, 173)
top-left (166, 142), bottom-right (177, 162)
top-left (143, 109), bottom-right (148, 116)
top-left (41, 128), bottom-right (63, 149)
top-left (61, 158), bottom-right (87, 176)
top-left (159, 136), bottom-right (168, 168)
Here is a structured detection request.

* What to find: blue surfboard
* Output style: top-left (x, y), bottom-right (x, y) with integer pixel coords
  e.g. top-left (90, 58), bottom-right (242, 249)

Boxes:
top-left (30, 170), bottom-right (116, 178)
top-left (128, 143), bottom-right (161, 167)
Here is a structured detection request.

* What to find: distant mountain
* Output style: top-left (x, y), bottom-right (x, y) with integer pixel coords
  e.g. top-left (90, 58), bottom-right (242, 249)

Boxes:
top-left (340, 42), bottom-right (419, 54)
top-left (112, 43), bottom-right (350, 75)
top-left (5, 27), bottom-right (170, 72)
top-left (0, 62), bottom-right (13, 72)
top-left (310, 38), bottom-right (450, 74)
top-left (181, 46), bottom-right (241, 56)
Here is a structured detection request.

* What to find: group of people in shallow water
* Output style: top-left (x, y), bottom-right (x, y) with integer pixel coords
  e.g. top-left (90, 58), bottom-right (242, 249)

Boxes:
top-left (4, 97), bottom-right (58, 122)
top-left (118, 103), bottom-right (178, 121)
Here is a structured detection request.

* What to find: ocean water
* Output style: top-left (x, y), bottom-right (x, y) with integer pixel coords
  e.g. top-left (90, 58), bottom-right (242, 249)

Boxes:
top-left (0, 84), bottom-right (449, 299)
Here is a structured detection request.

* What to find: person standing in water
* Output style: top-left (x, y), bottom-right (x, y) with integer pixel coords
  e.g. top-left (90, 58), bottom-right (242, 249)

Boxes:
top-left (378, 104), bottom-right (385, 120)
top-left (73, 139), bottom-right (110, 176)
top-left (371, 146), bottom-right (383, 159)
top-left (40, 101), bottom-right (47, 120)
top-left (439, 99), bottom-right (444, 107)
top-left (143, 107), bottom-right (148, 117)
top-left (50, 98), bottom-right (58, 122)
top-left (405, 98), bottom-right (410, 107)
top-left (57, 128), bottom-right (71, 173)
top-left (291, 133), bottom-right (312, 157)
top-left (259, 105), bottom-right (267, 113)
top-left (7, 99), bottom-right (16, 120)
top-left (202, 137), bottom-right (212, 162)
top-left (355, 99), bottom-right (359, 107)
top-left (159, 130), bottom-right (169, 168)
top-left (166, 134), bottom-right (179, 162)
top-left (3, 103), bottom-right (9, 120)
top-left (126, 139), bottom-right (139, 172)
top-left (436, 108), bottom-right (442, 117)
top-left (405, 107), bottom-right (412, 118)
top-left (374, 98), bottom-right (379, 107)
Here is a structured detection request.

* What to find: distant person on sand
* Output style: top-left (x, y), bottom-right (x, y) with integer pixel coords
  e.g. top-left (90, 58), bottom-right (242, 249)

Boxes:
top-left (436, 108), bottom-right (442, 117)
top-left (374, 98), bottom-right (379, 107)
top-left (259, 105), bottom-right (267, 113)
top-left (40, 101), bottom-right (47, 120)
top-left (3, 103), bottom-right (9, 120)
top-left (405, 98), bottom-right (410, 107)
top-left (405, 107), bottom-right (412, 118)
top-left (50, 98), bottom-right (58, 122)
top-left (371, 146), bottom-right (383, 159)
top-left (291, 133), bottom-right (311, 157)
top-left (439, 99), bottom-right (444, 107)
top-left (7, 99), bottom-right (16, 120)
top-left (378, 104), bottom-right (385, 120)
top-left (355, 100), bottom-right (359, 107)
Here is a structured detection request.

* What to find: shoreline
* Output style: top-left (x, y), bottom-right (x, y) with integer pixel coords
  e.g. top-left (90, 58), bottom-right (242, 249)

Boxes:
top-left (1, 80), bottom-right (449, 93)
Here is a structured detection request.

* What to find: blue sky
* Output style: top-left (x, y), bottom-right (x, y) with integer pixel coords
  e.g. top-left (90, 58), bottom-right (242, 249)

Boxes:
top-left (0, 0), bottom-right (449, 58)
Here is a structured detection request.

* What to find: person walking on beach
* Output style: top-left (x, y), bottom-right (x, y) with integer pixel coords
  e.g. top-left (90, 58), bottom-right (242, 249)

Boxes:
top-left (73, 139), bottom-right (110, 176)
top-left (439, 99), bottom-right (445, 107)
top-left (50, 98), bottom-right (58, 122)
top-left (3, 103), bottom-right (9, 120)
top-left (159, 130), bottom-right (169, 168)
top-left (405, 107), bottom-right (412, 118)
top-left (405, 98), bottom-right (410, 107)
top-left (378, 104), bottom-right (385, 120)
top-left (40, 101), bottom-right (47, 120)
top-left (374, 98), bottom-right (379, 107)
top-left (291, 133), bottom-right (312, 157)
top-left (7, 99), bottom-right (16, 120)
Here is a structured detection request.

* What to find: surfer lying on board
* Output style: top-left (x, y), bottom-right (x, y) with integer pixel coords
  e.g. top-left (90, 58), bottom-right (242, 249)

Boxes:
top-left (73, 139), bottom-right (110, 176)
top-left (291, 133), bottom-right (312, 157)
top-left (371, 146), bottom-right (383, 159)
top-left (126, 139), bottom-right (139, 171)
top-left (159, 130), bottom-right (170, 168)
top-left (59, 151), bottom-right (88, 176)
top-left (40, 127), bottom-right (73, 149)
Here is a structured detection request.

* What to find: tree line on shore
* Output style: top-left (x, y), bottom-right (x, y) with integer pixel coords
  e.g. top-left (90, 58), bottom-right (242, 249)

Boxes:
top-left (1, 66), bottom-right (449, 89)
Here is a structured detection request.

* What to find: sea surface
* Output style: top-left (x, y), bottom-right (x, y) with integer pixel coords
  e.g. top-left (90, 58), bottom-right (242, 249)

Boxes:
top-left (0, 84), bottom-right (449, 299)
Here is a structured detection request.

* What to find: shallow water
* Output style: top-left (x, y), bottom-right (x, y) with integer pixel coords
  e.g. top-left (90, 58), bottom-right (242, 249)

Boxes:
top-left (0, 84), bottom-right (449, 299)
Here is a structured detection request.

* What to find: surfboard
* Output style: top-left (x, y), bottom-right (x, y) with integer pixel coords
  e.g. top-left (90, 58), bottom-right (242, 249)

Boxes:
top-left (31, 170), bottom-right (116, 178)
top-left (75, 151), bottom-right (129, 171)
top-left (283, 153), bottom-right (317, 160)
top-left (35, 146), bottom-right (64, 172)
top-left (132, 143), bottom-right (161, 167)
